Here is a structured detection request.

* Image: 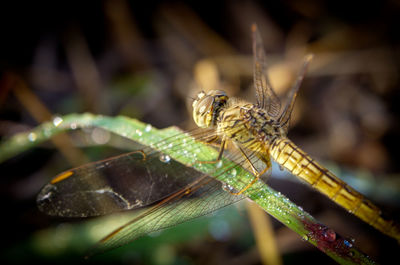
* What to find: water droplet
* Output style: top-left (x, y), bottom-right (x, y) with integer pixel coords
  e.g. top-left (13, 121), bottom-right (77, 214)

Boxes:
top-left (302, 235), bottom-right (309, 241)
top-left (52, 116), bottom-right (63, 127)
top-left (222, 183), bottom-right (235, 193)
top-left (159, 154), bottom-right (171, 163)
top-left (230, 169), bottom-right (237, 177)
top-left (168, 143), bottom-right (173, 148)
top-left (144, 124), bottom-right (152, 132)
top-left (285, 220), bottom-right (291, 224)
top-left (136, 129), bottom-right (142, 136)
top-left (216, 160), bottom-right (223, 168)
top-left (70, 123), bottom-right (77, 130)
top-left (28, 132), bottom-right (37, 142)
top-left (343, 239), bottom-right (353, 248)
top-left (321, 227), bottom-right (336, 242)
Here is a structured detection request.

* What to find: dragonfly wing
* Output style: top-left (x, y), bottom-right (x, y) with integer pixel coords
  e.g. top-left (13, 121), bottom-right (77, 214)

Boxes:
top-left (278, 54), bottom-right (313, 132)
top-left (90, 174), bottom-right (244, 255)
top-left (252, 24), bottom-right (281, 117)
top-left (37, 147), bottom-right (209, 217)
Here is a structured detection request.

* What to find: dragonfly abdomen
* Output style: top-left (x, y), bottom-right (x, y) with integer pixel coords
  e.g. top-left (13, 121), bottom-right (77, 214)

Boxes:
top-left (270, 137), bottom-right (400, 242)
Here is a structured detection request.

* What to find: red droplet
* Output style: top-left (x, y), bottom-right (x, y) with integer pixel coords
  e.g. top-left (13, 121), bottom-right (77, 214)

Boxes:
top-left (322, 227), bottom-right (336, 242)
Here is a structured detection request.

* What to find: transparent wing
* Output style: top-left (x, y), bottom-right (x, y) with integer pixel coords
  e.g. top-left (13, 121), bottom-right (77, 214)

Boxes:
top-left (278, 54), bottom-right (313, 132)
top-left (36, 124), bottom-right (254, 218)
top-left (90, 174), bottom-right (244, 254)
top-left (252, 24), bottom-right (281, 117)
top-left (38, 151), bottom-right (207, 217)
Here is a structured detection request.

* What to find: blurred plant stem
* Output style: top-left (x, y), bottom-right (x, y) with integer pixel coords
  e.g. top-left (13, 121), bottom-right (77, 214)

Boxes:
top-left (247, 200), bottom-right (283, 265)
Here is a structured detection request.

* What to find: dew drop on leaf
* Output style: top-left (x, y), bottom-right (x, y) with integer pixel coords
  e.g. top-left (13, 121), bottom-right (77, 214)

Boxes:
top-left (222, 183), bottom-right (235, 193)
top-left (343, 239), bottom-right (353, 248)
top-left (159, 154), bottom-right (171, 163)
top-left (52, 116), bottom-right (63, 127)
top-left (28, 132), bottom-right (37, 142)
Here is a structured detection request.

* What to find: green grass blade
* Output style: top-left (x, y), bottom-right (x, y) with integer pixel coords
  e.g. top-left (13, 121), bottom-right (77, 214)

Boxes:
top-left (0, 113), bottom-right (376, 265)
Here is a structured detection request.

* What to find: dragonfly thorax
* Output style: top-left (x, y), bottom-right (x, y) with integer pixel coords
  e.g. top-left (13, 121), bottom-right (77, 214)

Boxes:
top-left (192, 90), bottom-right (228, 128)
top-left (217, 102), bottom-right (283, 152)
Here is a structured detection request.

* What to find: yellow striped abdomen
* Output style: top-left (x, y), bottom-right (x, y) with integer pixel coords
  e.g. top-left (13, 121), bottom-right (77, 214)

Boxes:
top-left (270, 137), bottom-right (400, 242)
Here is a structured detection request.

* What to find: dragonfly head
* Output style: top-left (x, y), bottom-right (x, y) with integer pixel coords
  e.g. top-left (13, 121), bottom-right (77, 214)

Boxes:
top-left (192, 90), bottom-right (228, 128)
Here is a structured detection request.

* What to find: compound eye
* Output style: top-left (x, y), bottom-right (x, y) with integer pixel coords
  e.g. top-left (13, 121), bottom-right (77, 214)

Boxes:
top-left (197, 96), bottom-right (213, 114)
top-left (210, 90), bottom-right (227, 97)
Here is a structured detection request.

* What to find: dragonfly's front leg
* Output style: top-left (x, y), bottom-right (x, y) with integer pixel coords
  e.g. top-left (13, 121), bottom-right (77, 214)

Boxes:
top-left (189, 136), bottom-right (226, 167)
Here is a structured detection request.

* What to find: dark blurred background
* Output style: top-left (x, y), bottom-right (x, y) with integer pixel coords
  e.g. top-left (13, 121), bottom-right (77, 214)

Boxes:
top-left (0, 0), bottom-right (400, 264)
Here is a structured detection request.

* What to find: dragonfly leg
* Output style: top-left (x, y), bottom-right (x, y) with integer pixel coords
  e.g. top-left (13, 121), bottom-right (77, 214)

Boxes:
top-left (189, 138), bottom-right (226, 166)
top-left (231, 146), bottom-right (271, 195)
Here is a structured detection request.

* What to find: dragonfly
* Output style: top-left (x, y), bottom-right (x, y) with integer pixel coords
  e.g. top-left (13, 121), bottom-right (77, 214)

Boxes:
top-left (37, 24), bottom-right (400, 254)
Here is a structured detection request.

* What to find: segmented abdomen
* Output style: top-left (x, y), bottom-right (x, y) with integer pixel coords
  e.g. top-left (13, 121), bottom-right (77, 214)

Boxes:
top-left (270, 137), bottom-right (400, 242)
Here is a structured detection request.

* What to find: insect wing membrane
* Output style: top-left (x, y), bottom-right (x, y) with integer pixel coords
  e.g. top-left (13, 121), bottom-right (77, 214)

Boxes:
top-left (91, 174), bottom-right (244, 254)
top-left (252, 24), bottom-right (281, 116)
top-left (37, 148), bottom-right (206, 217)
